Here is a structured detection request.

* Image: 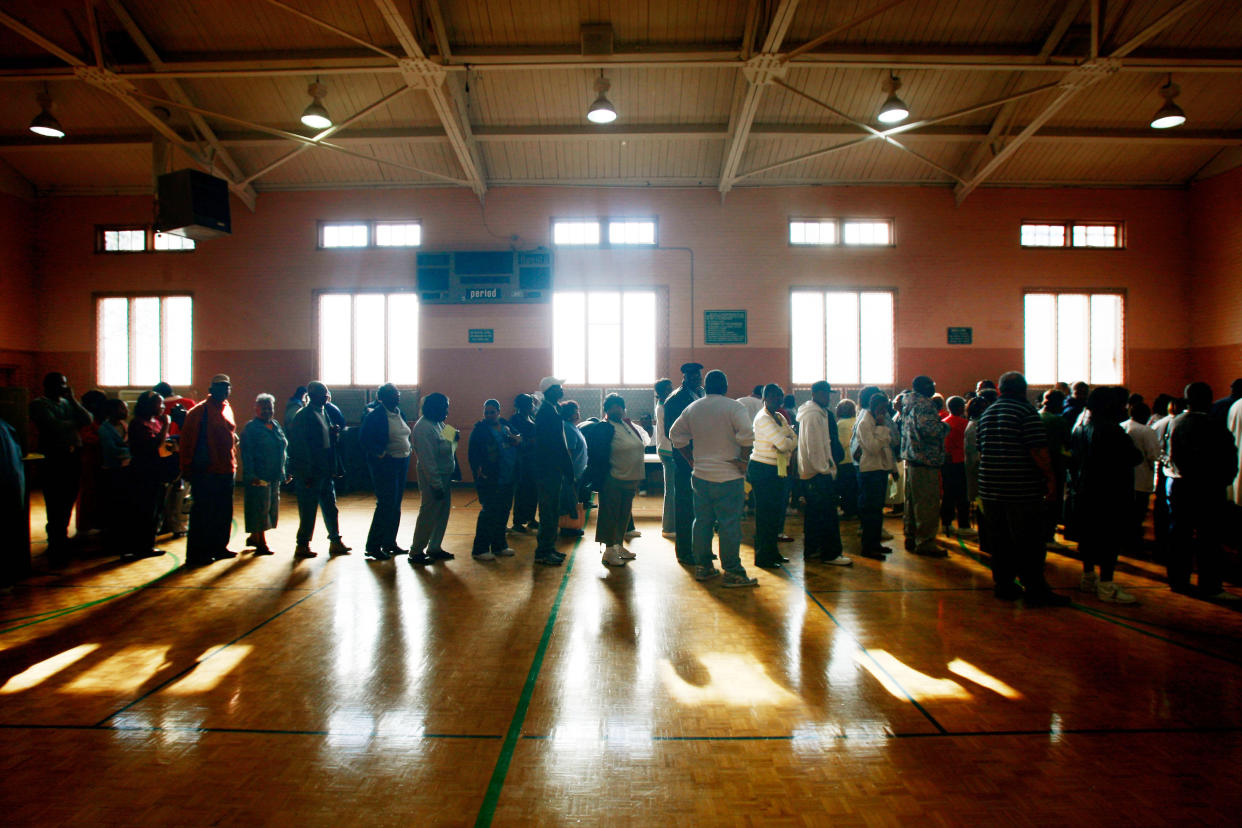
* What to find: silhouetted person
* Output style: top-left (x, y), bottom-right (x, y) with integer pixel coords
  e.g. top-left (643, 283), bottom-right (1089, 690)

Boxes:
top-left (180, 374), bottom-right (238, 567)
top-left (288, 381), bottom-right (351, 559)
top-left (532, 378), bottom-right (572, 566)
top-left (28, 372), bottom-right (92, 565)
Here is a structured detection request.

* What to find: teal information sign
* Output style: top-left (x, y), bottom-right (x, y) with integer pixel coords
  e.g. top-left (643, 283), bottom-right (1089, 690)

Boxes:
top-left (704, 310), bottom-right (747, 345)
top-left (947, 326), bottom-right (973, 345)
top-left (469, 328), bottom-right (494, 344)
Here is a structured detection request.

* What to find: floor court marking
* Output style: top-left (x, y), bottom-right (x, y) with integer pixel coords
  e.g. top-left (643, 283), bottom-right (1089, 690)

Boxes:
top-left (475, 541), bottom-right (580, 828)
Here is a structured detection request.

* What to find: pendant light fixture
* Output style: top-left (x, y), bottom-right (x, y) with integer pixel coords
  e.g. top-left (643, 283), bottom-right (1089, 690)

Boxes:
top-left (876, 73), bottom-right (909, 125)
top-left (28, 86), bottom-right (65, 138)
top-left (1149, 76), bottom-right (1186, 130)
top-left (587, 72), bottom-right (617, 124)
top-left (301, 79), bottom-right (332, 130)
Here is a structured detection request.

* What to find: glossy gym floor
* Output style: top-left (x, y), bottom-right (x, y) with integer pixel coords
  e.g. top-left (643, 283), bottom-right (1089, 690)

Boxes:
top-left (2, 489), bottom-right (1241, 826)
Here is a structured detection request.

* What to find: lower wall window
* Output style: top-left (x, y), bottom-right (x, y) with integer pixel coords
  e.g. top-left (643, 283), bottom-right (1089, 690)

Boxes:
top-left (791, 290), bottom-right (895, 386)
top-left (318, 292), bottom-right (419, 386)
top-left (96, 295), bottom-right (193, 387)
top-left (553, 291), bottom-right (657, 386)
top-left (1024, 292), bottom-right (1123, 385)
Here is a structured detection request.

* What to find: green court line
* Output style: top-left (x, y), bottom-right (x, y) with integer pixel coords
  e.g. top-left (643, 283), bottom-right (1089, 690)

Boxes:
top-left (0, 553), bottom-right (183, 635)
top-left (475, 543), bottom-right (579, 828)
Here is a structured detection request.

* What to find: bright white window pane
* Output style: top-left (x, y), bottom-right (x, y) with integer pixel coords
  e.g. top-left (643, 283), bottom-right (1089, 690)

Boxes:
top-left (1024, 294), bottom-right (1057, 385)
top-left (790, 292), bottom-right (825, 384)
top-left (790, 221), bottom-right (836, 245)
top-left (387, 294), bottom-right (419, 384)
top-left (319, 295), bottom-right (353, 385)
top-left (553, 221), bottom-right (600, 246)
top-left (609, 221), bottom-right (655, 245)
top-left (153, 232), bottom-right (195, 251)
top-left (98, 298), bottom-right (129, 386)
top-left (553, 293), bottom-right (587, 384)
top-left (842, 221), bottom-right (890, 246)
top-left (859, 292), bottom-right (895, 385)
top-left (130, 297), bottom-right (161, 387)
top-left (1057, 294), bottom-right (1090, 386)
top-left (1021, 224), bottom-right (1065, 247)
top-left (622, 293), bottom-right (656, 385)
top-left (104, 229), bottom-right (146, 252)
top-left (1090, 295), bottom-right (1123, 384)
top-left (824, 292), bottom-right (860, 385)
top-left (161, 296), bottom-right (193, 386)
top-left (1072, 224), bottom-right (1118, 248)
top-left (587, 292), bottom-right (622, 385)
top-left (353, 295), bottom-right (386, 386)
top-left (376, 222), bottom-right (421, 247)
top-left (323, 223), bottom-right (369, 248)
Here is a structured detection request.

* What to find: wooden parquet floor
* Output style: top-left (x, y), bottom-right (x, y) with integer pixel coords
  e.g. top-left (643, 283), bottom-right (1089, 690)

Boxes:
top-left (3, 489), bottom-right (1241, 826)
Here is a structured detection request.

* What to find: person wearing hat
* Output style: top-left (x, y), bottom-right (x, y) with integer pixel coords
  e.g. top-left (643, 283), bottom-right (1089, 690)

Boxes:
top-left (662, 362), bottom-right (704, 564)
top-left (532, 376), bottom-right (573, 565)
top-left (180, 374), bottom-right (239, 567)
top-left (287, 381), bottom-right (352, 559)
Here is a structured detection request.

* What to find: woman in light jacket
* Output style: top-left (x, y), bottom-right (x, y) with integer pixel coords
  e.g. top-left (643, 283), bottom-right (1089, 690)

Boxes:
top-left (408, 393), bottom-right (457, 566)
top-left (584, 394), bottom-right (648, 568)
top-left (748, 383), bottom-right (798, 568)
top-left (359, 384), bottom-right (411, 561)
top-left (241, 393), bottom-right (289, 556)
top-left (854, 392), bottom-right (898, 560)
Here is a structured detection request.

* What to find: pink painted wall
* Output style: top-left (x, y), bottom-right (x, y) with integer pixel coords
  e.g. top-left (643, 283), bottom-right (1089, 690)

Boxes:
top-left (0, 192), bottom-right (38, 389)
top-left (1188, 165), bottom-right (1242, 395)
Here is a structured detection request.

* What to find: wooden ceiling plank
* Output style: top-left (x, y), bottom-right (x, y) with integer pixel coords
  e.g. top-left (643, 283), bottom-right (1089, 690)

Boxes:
top-left (783, 0), bottom-right (917, 62)
top-left (255, 0), bottom-right (402, 61)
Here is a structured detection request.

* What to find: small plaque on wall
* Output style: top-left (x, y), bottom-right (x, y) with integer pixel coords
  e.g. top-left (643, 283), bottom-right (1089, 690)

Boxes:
top-left (469, 328), bottom-right (494, 344)
top-left (947, 326), bottom-right (973, 345)
top-left (704, 310), bottom-right (747, 345)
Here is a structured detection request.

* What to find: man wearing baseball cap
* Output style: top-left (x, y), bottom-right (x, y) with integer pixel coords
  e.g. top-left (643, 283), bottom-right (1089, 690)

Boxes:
top-left (662, 362), bottom-right (704, 564)
top-left (532, 376), bottom-right (572, 565)
top-left (180, 374), bottom-right (237, 567)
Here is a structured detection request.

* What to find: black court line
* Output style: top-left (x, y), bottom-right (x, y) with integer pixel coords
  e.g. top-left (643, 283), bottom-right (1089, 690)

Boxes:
top-left (92, 581), bottom-right (335, 727)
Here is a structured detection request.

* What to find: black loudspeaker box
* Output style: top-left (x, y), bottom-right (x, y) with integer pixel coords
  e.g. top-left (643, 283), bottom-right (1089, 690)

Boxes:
top-left (156, 169), bottom-right (231, 240)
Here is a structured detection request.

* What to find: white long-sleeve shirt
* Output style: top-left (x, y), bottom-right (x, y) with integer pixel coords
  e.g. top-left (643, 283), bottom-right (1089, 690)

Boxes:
top-left (669, 394), bottom-right (754, 482)
top-left (1122, 419), bottom-right (1160, 494)
top-left (853, 410), bottom-right (897, 473)
top-left (796, 400), bottom-right (836, 479)
top-left (752, 407), bottom-right (797, 467)
top-left (654, 401), bottom-right (672, 452)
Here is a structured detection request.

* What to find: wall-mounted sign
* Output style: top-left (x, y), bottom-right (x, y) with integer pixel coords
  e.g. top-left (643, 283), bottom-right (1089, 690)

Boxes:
top-left (947, 326), bottom-right (973, 345)
top-left (704, 310), bottom-right (747, 345)
top-left (469, 328), bottom-right (494, 344)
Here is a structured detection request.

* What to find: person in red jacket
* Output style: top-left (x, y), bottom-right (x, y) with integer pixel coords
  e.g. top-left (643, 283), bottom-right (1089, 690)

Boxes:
top-left (179, 374), bottom-right (237, 567)
top-left (940, 395), bottom-right (975, 536)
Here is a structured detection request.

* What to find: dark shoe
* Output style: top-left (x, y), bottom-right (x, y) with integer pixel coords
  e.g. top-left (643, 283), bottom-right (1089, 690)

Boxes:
top-left (171, 531), bottom-right (186, 540)
top-left (385, 545), bottom-right (409, 556)
top-left (913, 543), bottom-right (948, 558)
top-left (328, 540), bottom-right (352, 556)
top-left (904, 538), bottom-right (917, 552)
top-left (776, 552), bottom-right (790, 562)
top-left (755, 559), bottom-right (783, 569)
top-left (860, 548), bottom-right (887, 560)
top-left (534, 553), bottom-right (563, 566)
top-left (137, 548), bottom-right (166, 559)
top-left (993, 583), bottom-right (1024, 601)
top-left (509, 524), bottom-right (529, 534)
top-left (294, 544), bottom-right (317, 559)
top-left (777, 535), bottom-right (794, 543)
top-left (252, 545), bottom-right (274, 556)
top-left (408, 552), bottom-right (431, 566)
top-left (183, 556), bottom-right (214, 568)
top-left (676, 556), bottom-right (696, 566)
top-left (528, 520), bottom-right (540, 529)
top-left (213, 549), bottom-right (238, 560)
top-left (428, 549), bottom-right (455, 561)
top-left (1024, 589), bottom-right (1071, 607)
top-left (364, 549), bottom-right (392, 562)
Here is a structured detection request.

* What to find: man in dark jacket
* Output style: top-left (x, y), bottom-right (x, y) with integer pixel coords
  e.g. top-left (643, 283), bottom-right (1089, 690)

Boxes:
top-left (28, 372), bottom-right (92, 565)
top-left (287, 381), bottom-right (352, 559)
top-left (663, 362), bottom-right (704, 564)
top-left (359, 383), bottom-right (410, 560)
top-left (533, 377), bottom-right (573, 565)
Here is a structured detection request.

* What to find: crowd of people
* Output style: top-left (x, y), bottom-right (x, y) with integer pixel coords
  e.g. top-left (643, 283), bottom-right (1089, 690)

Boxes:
top-left (12, 364), bottom-right (1242, 604)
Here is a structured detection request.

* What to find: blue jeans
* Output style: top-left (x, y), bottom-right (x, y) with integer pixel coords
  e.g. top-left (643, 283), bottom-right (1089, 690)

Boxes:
top-left (691, 476), bottom-right (746, 575)
top-left (659, 451), bottom-right (677, 533)
top-left (366, 455), bottom-right (409, 552)
top-left (295, 475), bottom-right (340, 545)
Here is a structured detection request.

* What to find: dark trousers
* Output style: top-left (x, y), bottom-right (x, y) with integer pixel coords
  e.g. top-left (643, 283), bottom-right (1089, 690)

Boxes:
top-left (125, 470), bottom-right (164, 555)
top-left (366, 456), bottom-right (409, 553)
top-left (747, 460), bottom-right (785, 564)
top-left (42, 451), bottom-right (81, 549)
top-left (1045, 471), bottom-right (1066, 541)
top-left (837, 464), bottom-right (859, 518)
top-left (473, 480), bottom-right (514, 555)
top-left (1131, 490), bottom-right (1151, 554)
top-left (981, 498), bottom-right (1050, 590)
top-left (939, 462), bottom-right (970, 529)
top-left (673, 452), bottom-right (695, 562)
top-left (534, 470), bottom-right (564, 556)
top-left (1166, 477), bottom-right (1225, 594)
top-left (596, 476), bottom-right (639, 546)
top-left (187, 472), bottom-right (235, 562)
top-left (858, 469), bottom-right (889, 551)
top-left (803, 473), bottom-right (843, 560)
top-left (1152, 470), bottom-right (1170, 560)
top-left (101, 468), bottom-right (126, 556)
top-left (296, 475), bottom-right (340, 545)
top-left (512, 460), bottom-right (537, 526)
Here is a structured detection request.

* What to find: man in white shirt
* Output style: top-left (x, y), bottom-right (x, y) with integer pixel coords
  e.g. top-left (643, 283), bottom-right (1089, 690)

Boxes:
top-left (1122, 401), bottom-right (1161, 555)
top-left (797, 381), bottom-right (850, 566)
top-left (736, 385), bottom-right (764, 422)
top-left (670, 369), bottom-right (758, 588)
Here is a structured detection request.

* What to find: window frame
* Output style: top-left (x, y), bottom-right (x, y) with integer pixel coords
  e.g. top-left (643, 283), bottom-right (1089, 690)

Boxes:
top-left (313, 288), bottom-right (421, 388)
top-left (551, 216), bottom-right (659, 248)
top-left (552, 287), bottom-right (664, 387)
top-left (1022, 288), bottom-right (1127, 386)
top-left (97, 225), bottom-right (197, 254)
top-left (317, 219), bottom-right (423, 250)
top-left (788, 287), bottom-right (898, 389)
top-left (788, 217), bottom-right (896, 248)
top-left (1020, 220), bottom-right (1125, 249)
top-left (93, 291), bottom-right (195, 388)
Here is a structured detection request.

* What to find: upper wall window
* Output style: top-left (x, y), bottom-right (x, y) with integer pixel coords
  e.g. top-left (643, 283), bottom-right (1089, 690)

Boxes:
top-left (553, 218), bottom-right (657, 247)
top-left (1024, 292), bottom-right (1124, 385)
top-left (96, 295), bottom-right (193, 387)
top-left (319, 220), bottom-right (421, 249)
top-left (98, 226), bottom-right (195, 253)
top-left (788, 218), bottom-right (893, 247)
top-left (317, 292), bottom-right (419, 386)
top-left (1021, 221), bottom-right (1123, 249)
top-left (791, 290), bottom-right (895, 386)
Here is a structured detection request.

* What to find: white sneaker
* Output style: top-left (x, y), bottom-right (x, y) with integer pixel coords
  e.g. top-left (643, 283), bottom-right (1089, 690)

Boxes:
top-left (1097, 581), bottom-right (1136, 604)
top-left (1079, 572), bottom-right (1099, 593)
top-left (495, 547), bottom-right (516, 557)
top-left (618, 547), bottom-right (636, 560)
top-left (661, 531), bottom-right (676, 539)
top-left (624, 530), bottom-right (642, 539)
top-left (602, 545), bottom-right (627, 567)
top-left (473, 551), bottom-right (496, 561)
top-left (824, 556), bottom-right (853, 567)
